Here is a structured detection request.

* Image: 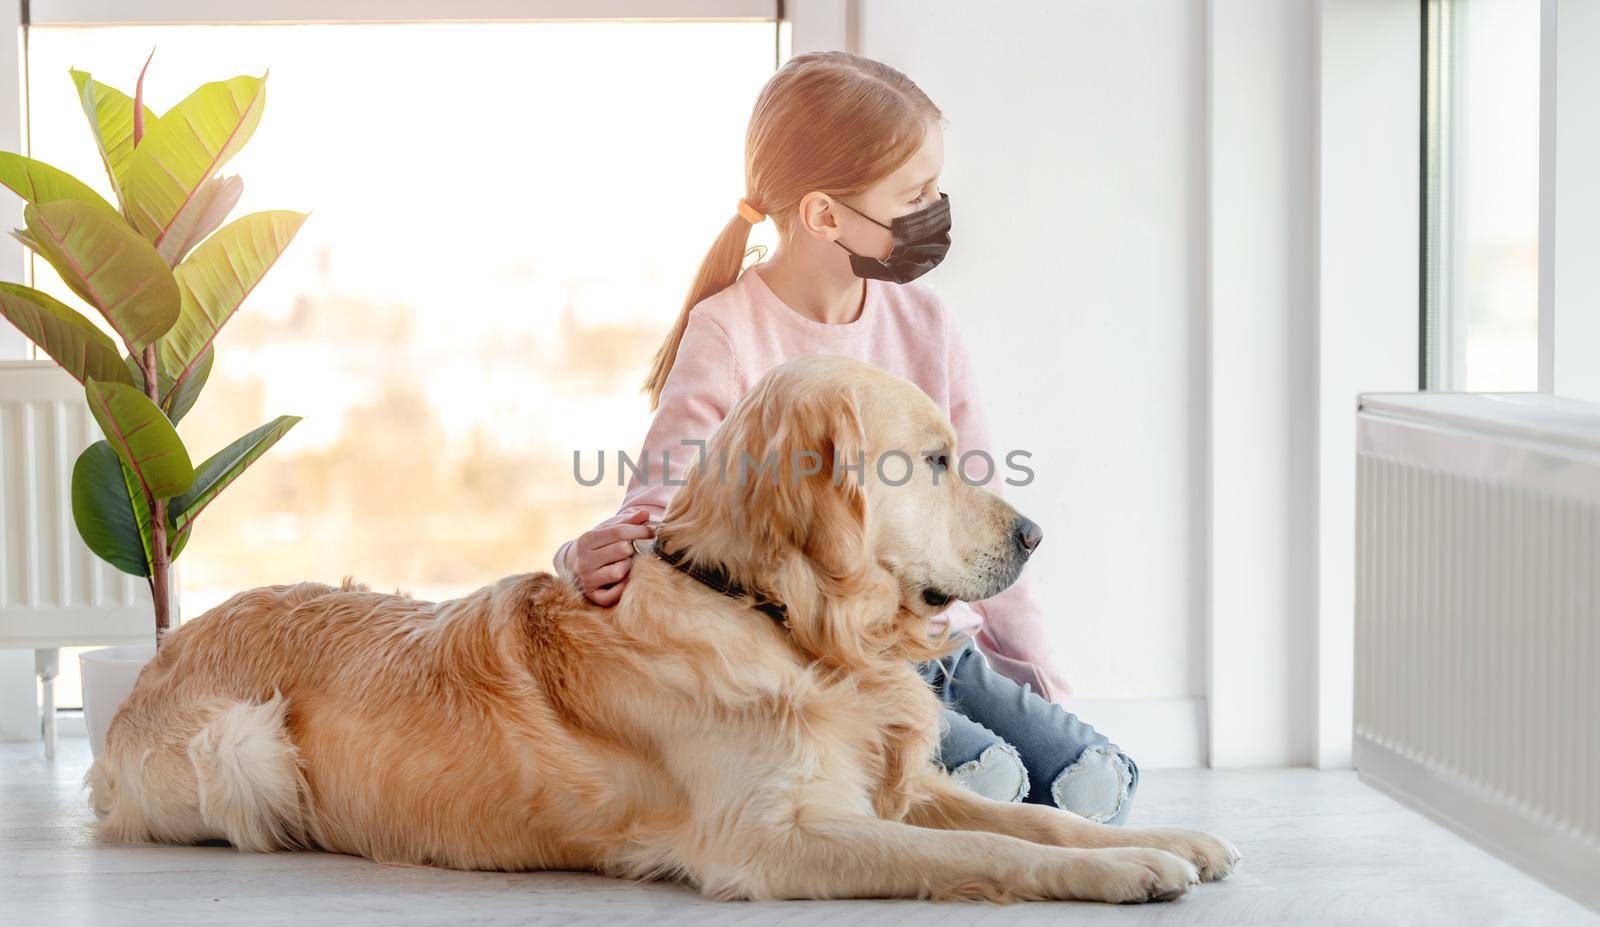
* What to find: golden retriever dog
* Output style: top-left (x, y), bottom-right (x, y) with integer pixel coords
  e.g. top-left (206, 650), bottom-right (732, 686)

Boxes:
top-left (87, 355), bottom-right (1238, 903)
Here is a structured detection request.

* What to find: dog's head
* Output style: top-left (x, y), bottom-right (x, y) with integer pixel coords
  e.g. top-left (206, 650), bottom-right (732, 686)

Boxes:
top-left (657, 355), bottom-right (1040, 669)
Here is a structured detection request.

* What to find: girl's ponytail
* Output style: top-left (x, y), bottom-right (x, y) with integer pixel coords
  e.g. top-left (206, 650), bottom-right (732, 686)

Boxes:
top-left (643, 209), bottom-right (759, 409)
top-left (643, 51), bottom-right (941, 411)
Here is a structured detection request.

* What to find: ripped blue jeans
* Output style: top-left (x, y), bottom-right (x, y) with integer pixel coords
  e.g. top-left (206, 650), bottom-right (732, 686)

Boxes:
top-left (920, 636), bottom-right (1139, 824)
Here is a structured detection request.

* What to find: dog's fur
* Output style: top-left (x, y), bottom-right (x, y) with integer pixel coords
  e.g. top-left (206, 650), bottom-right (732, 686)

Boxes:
top-left (88, 355), bottom-right (1238, 903)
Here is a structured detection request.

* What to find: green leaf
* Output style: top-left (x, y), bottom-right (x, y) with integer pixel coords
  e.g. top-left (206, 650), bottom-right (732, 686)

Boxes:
top-left (123, 74), bottom-right (266, 253)
top-left (124, 344), bottom-right (212, 424)
top-left (84, 377), bottom-right (194, 501)
top-left (162, 344), bottom-right (212, 423)
top-left (157, 174), bottom-right (242, 266)
top-left (160, 210), bottom-right (305, 391)
top-left (71, 440), bottom-right (150, 577)
top-left (168, 519), bottom-right (193, 562)
top-left (122, 352), bottom-right (145, 389)
top-left (133, 50), bottom-right (154, 148)
top-left (169, 415), bottom-right (299, 533)
top-left (122, 446), bottom-right (157, 572)
top-left (0, 152), bottom-right (122, 220)
top-left (22, 199), bottom-right (180, 352)
top-left (70, 69), bottom-right (157, 207)
top-left (0, 282), bottom-right (135, 386)
top-left (99, 437), bottom-right (160, 576)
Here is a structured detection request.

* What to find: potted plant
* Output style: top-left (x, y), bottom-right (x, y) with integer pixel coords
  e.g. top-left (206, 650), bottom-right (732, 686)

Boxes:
top-left (0, 58), bottom-right (306, 756)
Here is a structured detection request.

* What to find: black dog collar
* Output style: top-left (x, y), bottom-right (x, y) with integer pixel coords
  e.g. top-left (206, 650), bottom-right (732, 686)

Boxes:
top-left (634, 538), bottom-right (791, 630)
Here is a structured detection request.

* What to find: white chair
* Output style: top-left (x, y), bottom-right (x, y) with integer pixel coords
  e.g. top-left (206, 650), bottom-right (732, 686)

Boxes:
top-left (0, 361), bottom-right (163, 758)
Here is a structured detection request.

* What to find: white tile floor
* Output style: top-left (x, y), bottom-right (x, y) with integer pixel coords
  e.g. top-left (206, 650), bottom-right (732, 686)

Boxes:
top-left (4, 737), bottom-right (1596, 926)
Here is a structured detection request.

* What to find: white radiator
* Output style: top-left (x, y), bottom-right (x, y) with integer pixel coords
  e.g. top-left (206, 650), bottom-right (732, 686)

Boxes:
top-left (0, 361), bottom-right (155, 648)
top-left (1355, 391), bottom-right (1600, 910)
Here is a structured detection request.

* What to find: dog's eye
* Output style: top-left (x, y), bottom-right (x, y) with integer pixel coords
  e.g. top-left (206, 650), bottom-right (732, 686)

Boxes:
top-left (925, 453), bottom-right (949, 472)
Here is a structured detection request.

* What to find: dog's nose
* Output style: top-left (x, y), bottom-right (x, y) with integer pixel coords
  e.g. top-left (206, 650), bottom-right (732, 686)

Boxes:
top-left (1015, 516), bottom-right (1043, 554)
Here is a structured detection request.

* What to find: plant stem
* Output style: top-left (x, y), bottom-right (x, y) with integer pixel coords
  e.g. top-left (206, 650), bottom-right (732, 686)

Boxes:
top-left (140, 344), bottom-right (171, 648)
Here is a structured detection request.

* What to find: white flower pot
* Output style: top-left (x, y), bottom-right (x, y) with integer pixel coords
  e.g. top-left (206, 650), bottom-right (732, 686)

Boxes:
top-left (80, 645), bottom-right (155, 759)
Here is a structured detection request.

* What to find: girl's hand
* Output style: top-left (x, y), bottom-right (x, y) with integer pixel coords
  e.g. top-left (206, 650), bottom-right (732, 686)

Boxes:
top-left (566, 509), bottom-right (654, 607)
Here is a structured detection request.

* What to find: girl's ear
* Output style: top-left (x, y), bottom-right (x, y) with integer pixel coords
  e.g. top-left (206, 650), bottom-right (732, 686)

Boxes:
top-left (796, 190), bottom-right (843, 242)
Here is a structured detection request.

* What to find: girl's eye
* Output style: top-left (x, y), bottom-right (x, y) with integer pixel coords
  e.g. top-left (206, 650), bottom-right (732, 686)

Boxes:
top-left (910, 191), bottom-right (927, 206)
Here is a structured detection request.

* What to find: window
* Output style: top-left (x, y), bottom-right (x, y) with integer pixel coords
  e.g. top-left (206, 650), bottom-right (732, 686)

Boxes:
top-left (25, 19), bottom-right (781, 705)
top-left (1421, 0), bottom-right (1541, 391)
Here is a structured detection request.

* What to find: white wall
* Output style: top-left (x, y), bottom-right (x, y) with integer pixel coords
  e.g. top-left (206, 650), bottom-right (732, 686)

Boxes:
top-left (1207, 0), bottom-right (1317, 767)
top-left (1315, 0), bottom-right (1420, 769)
top-left (1540, 0), bottom-right (1600, 402)
top-left (857, 1), bottom-right (1208, 711)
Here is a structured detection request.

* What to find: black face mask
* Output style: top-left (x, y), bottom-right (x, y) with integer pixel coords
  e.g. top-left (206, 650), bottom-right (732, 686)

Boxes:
top-left (834, 192), bottom-right (951, 284)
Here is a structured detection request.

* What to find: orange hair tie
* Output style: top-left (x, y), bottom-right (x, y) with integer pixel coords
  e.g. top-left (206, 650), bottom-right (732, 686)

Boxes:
top-left (737, 198), bottom-right (766, 224)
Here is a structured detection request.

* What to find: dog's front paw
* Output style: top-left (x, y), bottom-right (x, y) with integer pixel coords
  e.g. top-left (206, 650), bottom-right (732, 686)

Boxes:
top-left (1140, 828), bottom-right (1241, 882)
top-left (1081, 847), bottom-right (1199, 903)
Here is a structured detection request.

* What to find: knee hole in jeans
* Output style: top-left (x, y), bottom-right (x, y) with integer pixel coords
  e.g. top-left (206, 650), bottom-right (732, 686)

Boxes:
top-left (948, 741), bottom-right (1029, 804)
top-left (1049, 745), bottom-right (1134, 823)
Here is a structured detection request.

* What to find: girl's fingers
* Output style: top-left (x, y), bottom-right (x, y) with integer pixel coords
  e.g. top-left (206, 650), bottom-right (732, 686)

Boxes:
top-left (587, 580), bottom-right (626, 607)
top-left (588, 522), bottom-right (654, 547)
top-left (592, 539), bottom-right (637, 565)
top-left (587, 559), bottom-right (632, 587)
top-left (574, 511), bottom-right (654, 607)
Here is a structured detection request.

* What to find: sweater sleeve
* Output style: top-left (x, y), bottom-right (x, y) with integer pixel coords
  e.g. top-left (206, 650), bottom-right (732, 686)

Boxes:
top-left (553, 311), bottom-right (738, 576)
top-left (943, 309), bottom-right (1075, 704)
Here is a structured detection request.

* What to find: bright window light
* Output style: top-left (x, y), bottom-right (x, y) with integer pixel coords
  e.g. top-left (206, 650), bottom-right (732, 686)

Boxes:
top-left (26, 22), bottom-right (779, 705)
top-left (1424, 0), bottom-right (1540, 391)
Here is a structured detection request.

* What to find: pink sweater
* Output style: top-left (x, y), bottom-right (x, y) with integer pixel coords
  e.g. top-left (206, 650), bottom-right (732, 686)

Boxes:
top-left (560, 264), bottom-right (1072, 703)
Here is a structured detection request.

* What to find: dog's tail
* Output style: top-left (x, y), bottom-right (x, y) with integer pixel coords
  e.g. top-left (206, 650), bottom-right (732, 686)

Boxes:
top-left (184, 691), bottom-right (309, 852)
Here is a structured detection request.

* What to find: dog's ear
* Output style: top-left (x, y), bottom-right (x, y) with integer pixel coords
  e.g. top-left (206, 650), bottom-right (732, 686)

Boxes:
top-left (748, 376), bottom-right (870, 581)
top-left (660, 365), bottom-right (868, 578)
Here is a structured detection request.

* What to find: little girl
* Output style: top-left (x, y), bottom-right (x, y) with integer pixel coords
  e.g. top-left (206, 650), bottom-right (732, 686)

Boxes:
top-left (555, 51), bottom-right (1138, 824)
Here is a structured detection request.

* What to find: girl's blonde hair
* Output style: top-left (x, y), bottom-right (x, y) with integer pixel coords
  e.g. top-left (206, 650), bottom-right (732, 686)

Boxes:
top-left (642, 51), bottom-right (943, 409)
